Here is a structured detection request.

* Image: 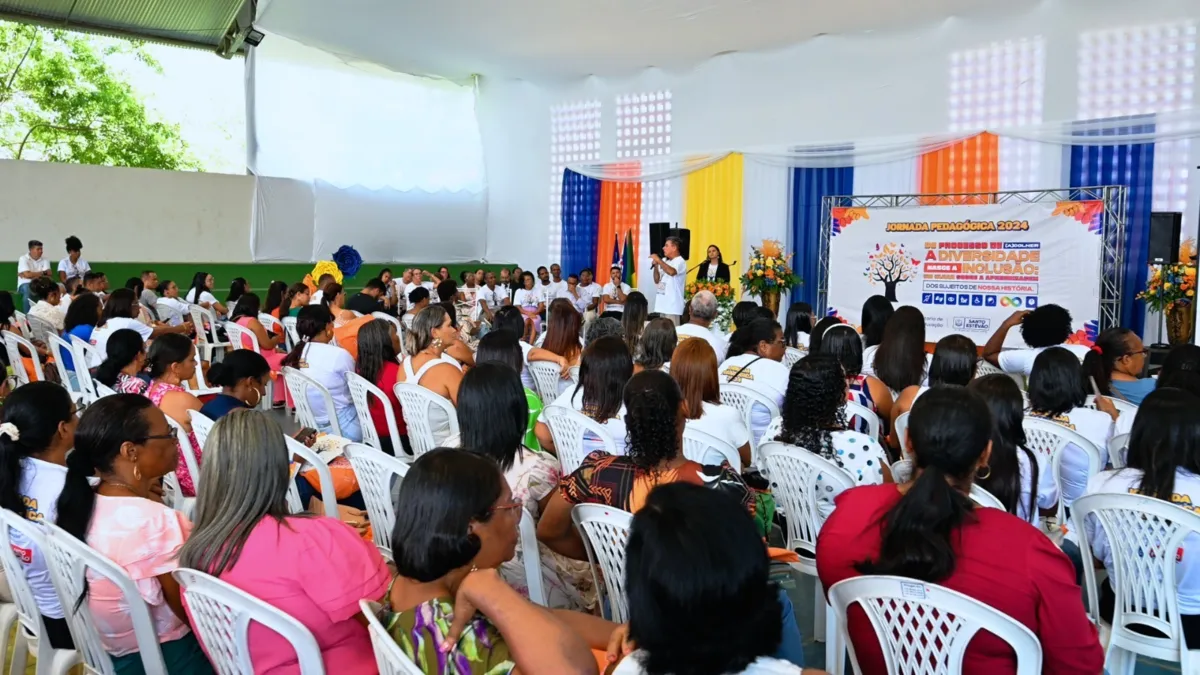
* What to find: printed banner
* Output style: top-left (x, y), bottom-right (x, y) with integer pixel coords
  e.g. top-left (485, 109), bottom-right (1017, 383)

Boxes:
top-left (827, 201), bottom-right (1103, 344)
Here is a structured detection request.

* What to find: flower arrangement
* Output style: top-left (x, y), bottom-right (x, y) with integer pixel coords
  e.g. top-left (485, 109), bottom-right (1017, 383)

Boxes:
top-left (740, 239), bottom-right (801, 297)
top-left (1138, 263), bottom-right (1197, 312)
top-left (304, 260), bottom-right (344, 293)
top-left (332, 245), bottom-right (363, 279)
top-left (685, 280), bottom-right (735, 332)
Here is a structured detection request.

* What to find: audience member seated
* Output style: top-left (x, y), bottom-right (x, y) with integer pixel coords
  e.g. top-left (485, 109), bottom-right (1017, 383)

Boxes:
top-left (860, 295), bottom-right (894, 350)
top-left (611, 483), bottom-right (819, 675)
top-left (719, 318), bottom-right (789, 447)
top-left (57, 395), bottom-right (214, 674)
top-left (541, 299), bottom-right (583, 385)
top-left (862, 305), bottom-right (930, 391)
top-left (261, 280), bottom-right (288, 322)
top-left (0, 382), bottom-right (78, 650)
top-left (139, 272), bottom-right (162, 321)
top-left (355, 319), bottom-right (410, 456)
top-left (197, 350), bottom-right (271, 421)
top-left (60, 292), bottom-right (102, 370)
top-left (225, 277), bottom-right (250, 316)
top-left (124, 277), bottom-right (155, 325)
top-left (670, 339), bottom-right (751, 467)
top-left (492, 306), bottom-right (570, 394)
top-left (155, 280), bottom-right (191, 326)
top-left (805, 316), bottom-right (840, 355)
top-left (731, 301), bottom-right (760, 335)
top-left (535, 336), bottom-right (633, 456)
top-left (621, 292), bottom-right (650, 353)
top-left (513, 271), bottom-right (547, 340)
top-left (281, 306), bottom-right (362, 442)
top-left (94, 329), bottom-right (150, 395)
top-left (59, 277), bottom-right (79, 314)
top-left (310, 273), bottom-right (336, 306)
top-left (677, 291), bottom-right (730, 362)
top-left (819, 323), bottom-right (893, 431)
top-left (83, 271), bottom-right (109, 300)
top-left (92, 288), bottom-right (188, 359)
top-left (229, 293), bottom-right (288, 405)
top-left (346, 278), bottom-right (387, 316)
top-left (1081, 327), bottom-right (1153, 405)
top-left (435, 300), bottom-right (479, 367)
top-left (26, 276), bottom-right (64, 333)
top-left (179, 409), bottom-right (388, 673)
top-left (538, 370), bottom-right (754, 560)
top-left (634, 318), bottom-right (676, 374)
top-left (476, 330), bottom-right (544, 449)
top-left (185, 271), bottom-right (227, 318)
top-left (1027, 347), bottom-right (1116, 504)
top-left (451, 363), bottom-right (595, 611)
top-left (816, 387), bottom-right (1104, 674)
top-left (1078, 387), bottom-right (1200, 645)
top-left (16, 239), bottom-right (50, 311)
top-left (144, 333), bottom-right (205, 496)
top-left (983, 304), bottom-right (1091, 376)
top-left (402, 286), bottom-right (430, 333)
top-left (382, 448), bottom-right (601, 673)
top-left (601, 263), bottom-right (631, 314)
top-left (887, 334), bottom-right (976, 446)
top-left (56, 235), bottom-right (89, 285)
top-left (402, 304), bottom-right (463, 444)
top-left (968, 375), bottom-right (1059, 524)
top-left (1160, 344), bottom-right (1200, 397)
top-left (280, 282), bottom-right (311, 319)
top-left (783, 302), bottom-right (814, 352)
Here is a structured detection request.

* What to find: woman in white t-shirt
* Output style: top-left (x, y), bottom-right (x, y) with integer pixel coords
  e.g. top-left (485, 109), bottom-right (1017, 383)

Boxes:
top-left (0, 382), bottom-right (79, 649)
top-left (184, 271), bottom-right (227, 318)
top-left (280, 305), bottom-right (362, 441)
top-left (90, 288), bottom-right (189, 360)
top-left (968, 374), bottom-right (1059, 524)
top-left (535, 336), bottom-right (633, 456)
top-left (401, 304), bottom-right (464, 445)
top-left (670, 338), bottom-right (751, 467)
top-left (512, 272), bottom-right (545, 340)
top-left (719, 318), bottom-right (790, 447)
top-left (1027, 347), bottom-right (1116, 506)
top-left (983, 305), bottom-right (1093, 376)
top-left (1080, 387), bottom-right (1200, 645)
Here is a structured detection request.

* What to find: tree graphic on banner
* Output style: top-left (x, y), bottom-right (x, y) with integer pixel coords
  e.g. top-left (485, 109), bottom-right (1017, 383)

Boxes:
top-left (865, 242), bottom-right (919, 302)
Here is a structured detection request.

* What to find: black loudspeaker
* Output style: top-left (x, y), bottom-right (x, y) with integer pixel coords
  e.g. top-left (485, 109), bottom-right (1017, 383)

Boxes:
top-left (649, 222), bottom-right (670, 258)
top-left (667, 227), bottom-right (691, 260)
top-left (1149, 211), bottom-right (1182, 265)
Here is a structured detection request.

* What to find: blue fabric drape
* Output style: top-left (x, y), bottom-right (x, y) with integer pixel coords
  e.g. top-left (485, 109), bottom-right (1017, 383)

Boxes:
top-left (560, 169), bottom-right (601, 280)
top-left (1068, 116), bottom-right (1156, 335)
top-left (791, 166), bottom-right (854, 308)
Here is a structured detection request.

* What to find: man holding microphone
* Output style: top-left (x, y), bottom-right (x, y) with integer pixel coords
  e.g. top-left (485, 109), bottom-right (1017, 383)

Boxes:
top-left (651, 236), bottom-right (687, 325)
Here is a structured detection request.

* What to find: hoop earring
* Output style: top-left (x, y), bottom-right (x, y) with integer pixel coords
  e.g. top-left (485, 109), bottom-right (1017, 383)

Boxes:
top-left (248, 387), bottom-right (262, 407)
top-left (975, 465), bottom-right (991, 480)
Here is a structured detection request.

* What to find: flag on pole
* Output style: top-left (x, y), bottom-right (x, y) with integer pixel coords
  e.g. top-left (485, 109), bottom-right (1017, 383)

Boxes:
top-left (611, 232), bottom-right (621, 283)
top-left (622, 231), bottom-right (636, 287)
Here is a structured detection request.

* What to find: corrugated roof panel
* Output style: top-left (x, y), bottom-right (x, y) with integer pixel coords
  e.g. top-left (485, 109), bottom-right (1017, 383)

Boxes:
top-left (0, 0), bottom-right (245, 47)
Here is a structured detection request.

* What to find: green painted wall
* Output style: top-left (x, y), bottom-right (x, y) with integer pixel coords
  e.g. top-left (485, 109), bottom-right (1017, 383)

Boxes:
top-left (0, 261), bottom-right (515, 295)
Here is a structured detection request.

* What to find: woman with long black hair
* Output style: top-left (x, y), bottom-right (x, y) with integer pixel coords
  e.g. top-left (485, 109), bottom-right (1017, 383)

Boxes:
top-left (886, 334), bottom-right (975, 446)
top-left (93, 328), bottom-right (149, 395)
top-left (719, 318), bottom-right (788, 446)
top-left (817, 387), bottom-right (1103, 674)
top-left (534, 336), bottom-right (633, 455)
top-left (783, 302), bottom-right (814, 351)
top-left (621, 291), bottom-right (650, 355)
top-left (695, 244), bottom-right (731, 283)
top-left (355, 318), bottom-right (408, 455)
top-left (185, 271), bottom-right (226, 317)
top-left (863, 305), bottom-right (931, 392)
top-left (860, 295), bottom-right (893, 349)
top-left (819, 323), bottom-right (893, 427)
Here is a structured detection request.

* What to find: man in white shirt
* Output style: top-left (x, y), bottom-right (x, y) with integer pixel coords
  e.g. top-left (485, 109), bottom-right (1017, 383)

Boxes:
top-left (576, 268), bottom-right (601, 320)
top-left (601, 264), bottom-right (631, 314)
top-left (403, 268), bottom-right (436, 302)
top-left (535, 266), bottom-right (557, 305)
top-left (56, 235), bottom-right (89, 284)
top-left (476, 271), bottom-right (507, 326)
top-left (677, 290), bottom-right (728, 361)
top-left (651, 236), bottom-right (688, 324)
top-left (557, 274), bottom-right (591, 315)
top-left (16, 240), bottom-right (51, 311)
top-left (982, 304), bottom-right (1092, 376)
top-left (309, 273), bottom-right (336, 305)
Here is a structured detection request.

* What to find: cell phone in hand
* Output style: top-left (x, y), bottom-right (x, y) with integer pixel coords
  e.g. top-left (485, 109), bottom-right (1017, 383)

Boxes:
top-left (294, 428), bottom-right (318, 446)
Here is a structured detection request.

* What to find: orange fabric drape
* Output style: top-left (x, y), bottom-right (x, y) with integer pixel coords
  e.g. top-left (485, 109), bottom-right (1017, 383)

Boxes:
top-left (596, 163), bottom-right (642, 287)
top-left (918, 132), bottom-right (999, 204)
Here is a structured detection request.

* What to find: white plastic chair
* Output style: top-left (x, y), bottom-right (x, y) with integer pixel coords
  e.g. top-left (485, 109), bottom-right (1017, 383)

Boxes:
top-left (0, 510), bottom-right (81, 675)
top-left (1108, 432), bottom-right (1130, 470)
top-left (518, 509), bottom-right (547, 606)
top-left (346, 372), bottom-right (402, 453)
top-left (371, 312), bottom-right (408, 357)
top-left (163, 416), bottom-right (202, 519)
top-left (45, 334), bottom-right (86, 404)
top-left (3, 330), bottom-right (44, 385)
top-left (828, 575), bottom-right (1042, 675)
top-left (970, 484), bottom-right (1007, 509)
top-left (568, 365), bottom-right (580, 383)
top-left (174, 568), bottom-right (327, 675)
top-left (94, 383), bottom-right (118, 399)
top-left (68, 335), bottom-right (101, 402)
top-left (1022, 417), bottom-right (1103, 521)
top-left (571, 504), bottom-right (633, 623)
top-left (282, 366), bottom-right (342, 436)
top-left (343, 443), bottom-right (410, 561)
top-left (759, 440), bottom-right (854, 667)
top-left (393, 382), bottom-right (458, 456)
top-left (25, 315), bottom-right (56, 345)
top-left (359, 600), bottom-right (424, 675)
top-left (1085, 394), bottom-right (1139, 419)
top-left (11, 310), bottom-right (31, 339)
top-left (155, 301), bottom-right (184, 327)
top-left (258, 313), bottom-right (283, 337)
top-left (1072, 492), bottom-right (1200, 675)
top-left (283, 434), bottom-right (340, 518)
top-left (681, 426), bottom-right (742, 471)
top-left (541, 405), bottom-right (619, 475)
top-left (889, 459), bottom-right (912, 483)
top-left (181, 348), bottom-right (221, 398)
top-left (528, 360), bottom-right (567, 404)
top-left (39, 521), bottom-right (168, 675)
top-left (719, 383), bottom-right (781, 468)
top-left (844, 399), bottom-right (882, 441)
top-left (281, 316), bottom-right (300, 352)
top-left (893, 411), bottom-right (911, 459)
top-left (784, 346), bottom-right (805, 369)
top-left (188, 409), bottom-right (216, 453)
top-left (189, 305), bottom-right (230, 362)
top-left (223, 320), bottom-right (260, 352)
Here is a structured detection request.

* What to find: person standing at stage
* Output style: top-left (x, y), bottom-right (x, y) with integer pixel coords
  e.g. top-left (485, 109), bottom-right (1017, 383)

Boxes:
top-left (695, 245), bottom-right (731, 283)
top-left (652, 236), bottom-right (687, 325)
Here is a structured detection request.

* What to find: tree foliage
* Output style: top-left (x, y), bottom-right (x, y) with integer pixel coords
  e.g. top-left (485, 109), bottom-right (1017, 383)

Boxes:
top-left (0, 21), bottom-right (199, 169)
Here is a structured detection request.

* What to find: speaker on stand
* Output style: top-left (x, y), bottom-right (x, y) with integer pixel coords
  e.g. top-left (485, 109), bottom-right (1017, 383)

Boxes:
top-left (1147, 212), bottom-right (1183, 352)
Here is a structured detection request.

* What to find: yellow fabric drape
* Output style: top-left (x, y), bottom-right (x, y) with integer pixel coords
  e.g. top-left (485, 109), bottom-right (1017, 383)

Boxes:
top-left (683, 153), bottom-right (744, 295)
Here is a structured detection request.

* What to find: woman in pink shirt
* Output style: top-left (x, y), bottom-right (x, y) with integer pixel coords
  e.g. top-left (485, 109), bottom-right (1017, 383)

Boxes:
top-left (179, 408), bottom-right (389, 674)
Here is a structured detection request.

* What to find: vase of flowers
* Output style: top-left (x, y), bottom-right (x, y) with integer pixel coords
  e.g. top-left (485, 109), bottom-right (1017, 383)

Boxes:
top-left (740, 240), bottom-right (802, 314)
top-left (685, 280), bottom-right (735, 332)
top-left (1138, 263), bottom-right (1197, 345)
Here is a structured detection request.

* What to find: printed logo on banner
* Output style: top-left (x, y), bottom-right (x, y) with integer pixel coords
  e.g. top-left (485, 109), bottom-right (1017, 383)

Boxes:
top-left (953, 317), bottom-right (992, 333)
top-left (922, 293), bottom-right (933, 305)
top-left (933, 293), bottom-right (945, 305)
top-left (985, 296), bottom-right (998, 307)
top-left (1000, 296), bottom-right (1024, 308)
top-left (864, 242), bottom-right (920, 302)
top-left (1026, 296), bottom-right (1039, 309)
top-left (946, 295), bottom-right (957, 306)
top-left (971, 295), bottom-right (984, 306)
top-left (958, 294), bottom-right (970, 305)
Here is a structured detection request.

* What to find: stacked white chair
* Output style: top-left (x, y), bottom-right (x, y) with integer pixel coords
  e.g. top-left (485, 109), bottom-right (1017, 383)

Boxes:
top-left (681, 426), bottom-right (742, 471)
top-left (346, 372), bottom-right (402, 453)
top-left (571, 504), bottom-right (633, 623)
top-left (174, 568), bottom-right (327, 674)
top-left (719, 383), bottom-right (780, 468)
top-left (759, 440), bottom-right (854, 669)
top-left (40, 521), bottom-right (168, 674)
top-left (1072, 492), bottom-right (1200, 674)
top-left (1022, 417), bottom-right (1103, 521)
top-left (541, 405), bottom-right (618, 475)
top-left (0, 510), bottom-right (80, 675)
top-left (359, 600), bottom-right (424, 675)
top-left (343, 443), bottom-right (411, 561)
top-left (828, 575), bottom-right (1042, 675)
top-left (188, 409), bottom-right (216, 452)
top-left (528, 360), bottom-right (566, 404)
top-left (189, 305), bottom-right (229, 362)
top-left (283, 366), bottom-right (342, 436)
top-left (3, 330), bottom-right (43, 385)
top-left (393, 382), bottom-right (458, 456)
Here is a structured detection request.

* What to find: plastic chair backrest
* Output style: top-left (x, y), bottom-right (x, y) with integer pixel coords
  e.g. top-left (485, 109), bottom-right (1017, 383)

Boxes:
top-left (783, 346), bottom-right (805, 369)
top-left (2, 330), bottom-right (42, 384)
top-left (223, 321), bottom-right (260, 353)
top-left (94, 383), bottom-right (119, 399)
top-left (10, 311), bottom-right (31, 339)
top-left (1085, 394), bottom-right (1139, 419)
top-left (894, 411), bottom-right (911, 458)
top-left (343, 443), bottom-right (410, 561)
top-left (346, 372), bottom-right (401, 453)
top-left (541, 405), bottom-right (618, 475)
top-left (40, 521), bottom-right (167, 675)
top-left (68, 335), bottom-right (101, 399)
top-left (184, 347), bottom-right (220, 396)
top-left (1022, 417), bottom-right (1102, 520)
top-left (155, 302), bottom-right (183, 326)
top-left (844, 399), bottom-right (882, 440)
top-left (969, 484), bottom-right (1006, 509)
top-left (1108, 432), bottom-right (1130, 470)
top-left (282, 366), bottom-right (341, 436)
top-left (370, 313), bottom-right (407, 356)
top-left (188, 305), bottom-right (215, 347)
top-left (163, 415), bottom-right (203, 497)
top-left (518, 509), bottom-right (547, 606)
top-left (828, 575), bottom-right (1042, 675)
top-left (359, 600), bottom-right (425, 675)
top-left (281, 317), bottom-right (299, 351)
top-left (0, 510), bottom-right (63, 666)
top-left (188, 410), bottom-right (216, 453)
top-left (174, 568), bottom-right (327, 675)
top-left (527, 360), bottom-right (565, 404)
top-left (681, 426), bottom-right (742, 471)
top-left (46, 333), bottom-right (84, 402)
top-left (719, 383), bottom-right (780, 467)
top-left (889, 459), bottom-right (912, 483)
top-left (571, 504), bottom-right (633, 623)
top-left (568, 365), bottom-right (580, 383)
top-left (759, 441), bottom-right (855, 562)
top-left (258, 313), bottom-right (283, 336)
top-left (393, 382), bottom-right (458, 456)
top-left (284, 434), bottom-right (339, 518)
top-left (25, 315), bottom-right (56, 345)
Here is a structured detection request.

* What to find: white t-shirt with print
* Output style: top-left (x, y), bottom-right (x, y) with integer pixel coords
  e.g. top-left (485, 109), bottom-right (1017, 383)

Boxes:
top-left (861, 345), bottom-right (933, 386)
top-left (686, 402), bottom-right (751, 455)
top-left (719, 354), bottom-right (789, 445)
top-left (576, 283), bottom-right (600, 311)
top-left (1016, 447), bottom-right (1059, 525)
top-left (676, 322), bottom-right (729, 362)
top-left (601, 281), bottom-right (631, 312)
top-left (538, 281), bottom-right (565, 305)
top-left (12, 457), bottom-right (68, 618)
top-left (514, 288), bottom-right (542, 311)
top-left (297, 342), bottom-right (357, 425)
top-left (402, 282), bottom-right (434, 303)
top-left (540, 387), bottom-right (629, 456)
top-left (185, 289), bottom-right (219, 307)
top-left (1028, 406), bottom-right (1112, 506)
top-left (654, 256), bottom-right (688, 315)
top-left (556, 287), bottom-right (590, 315)
top-left (997, 343), bottom-right (1091, 376)
top-left (16, 254), bottom-right (50, 288)
top-left (90, 317), bottom-right (154, 360)
top-left (477, 285), bottom-right (505, 311)
top-left (57, 256), bottom-right (90, 281)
